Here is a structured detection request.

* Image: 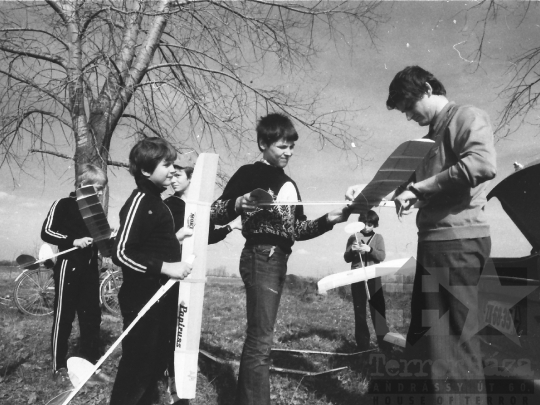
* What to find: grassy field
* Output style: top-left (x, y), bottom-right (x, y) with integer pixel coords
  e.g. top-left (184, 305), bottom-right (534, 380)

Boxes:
top-left (0, 266), bottom-right (411, 405)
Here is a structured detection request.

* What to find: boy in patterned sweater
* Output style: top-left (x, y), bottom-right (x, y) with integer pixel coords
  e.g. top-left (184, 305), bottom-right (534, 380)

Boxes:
top-left (211, 113), bottom-right (350, 405)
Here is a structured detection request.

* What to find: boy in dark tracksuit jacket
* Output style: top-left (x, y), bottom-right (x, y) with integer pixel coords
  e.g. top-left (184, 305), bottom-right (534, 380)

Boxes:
top-left (211, 113), bottom-right (350, 405)
top-left (343, 210), bottom-right (390, 352)
top-left (41, 164), bottom-right (107, 380)
top-left (110, 137), bottom-right (193, 405)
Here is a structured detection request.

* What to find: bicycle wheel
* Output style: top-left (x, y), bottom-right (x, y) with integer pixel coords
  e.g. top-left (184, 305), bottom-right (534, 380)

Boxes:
top-left (14, 268), bottom-right (55, 316)
top-left (100, 269), bottom-right (122, 316)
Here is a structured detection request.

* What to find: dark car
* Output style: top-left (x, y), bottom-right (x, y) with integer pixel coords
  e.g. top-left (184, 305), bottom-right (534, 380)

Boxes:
top-left (479, 159), bottom-right (540, 402)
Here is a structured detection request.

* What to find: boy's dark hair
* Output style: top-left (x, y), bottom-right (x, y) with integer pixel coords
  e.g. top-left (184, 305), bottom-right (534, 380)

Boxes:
top-left (129, 137), bottom-right (177, 181)
top-left (76, 164), bottom-right (108, 188)
top-left (386, 66), bottom-right (446, 110)
top-left (173, 164), bottom-right (194, 180)
top-left (359, 209), bottom-right (380, 228)
top-left (256, 113), bottom-right (299, 151)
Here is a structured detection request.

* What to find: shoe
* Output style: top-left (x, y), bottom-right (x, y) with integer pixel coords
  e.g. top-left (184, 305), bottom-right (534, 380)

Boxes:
top-left (167, 376), bottom-right (181, 405)
top-left (87, 369), bottom-right (112, 386)
top-left (356, 340), bottom-right (372, 353)
top-left (53, 367), bottom-right (69, 383)
top-left (377, 341), bottom-right (394, 353)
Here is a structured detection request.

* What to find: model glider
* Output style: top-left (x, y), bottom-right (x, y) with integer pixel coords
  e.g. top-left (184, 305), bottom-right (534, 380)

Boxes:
top-left (75, 185), bottom-right (113, 257)
top-left (349, 138), bottom-right (435, 214)
top-left (317, 257), bottom-right (415, 294)
top-left (45, 255), bottom-right (195, 405)
top-left (174, 153), bottom-right (219, 399)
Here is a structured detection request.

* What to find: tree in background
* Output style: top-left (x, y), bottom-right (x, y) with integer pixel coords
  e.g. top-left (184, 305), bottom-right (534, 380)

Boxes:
top-left (460, 0), bottom-right (540, 136)
top-left (0, 0), bottom-right (385, 201)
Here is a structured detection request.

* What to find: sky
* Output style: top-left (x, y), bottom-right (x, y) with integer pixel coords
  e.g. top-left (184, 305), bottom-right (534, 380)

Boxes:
top-left (1, 1), bottom-right (539, 278)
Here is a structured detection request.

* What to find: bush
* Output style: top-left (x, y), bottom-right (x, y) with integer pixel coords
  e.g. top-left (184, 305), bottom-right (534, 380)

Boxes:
top-left (208, 265), bottom-right (229, 277)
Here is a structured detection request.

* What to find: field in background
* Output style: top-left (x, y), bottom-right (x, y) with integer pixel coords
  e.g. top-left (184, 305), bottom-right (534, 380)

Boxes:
top-left (0, 265), bottom-right (412, 405)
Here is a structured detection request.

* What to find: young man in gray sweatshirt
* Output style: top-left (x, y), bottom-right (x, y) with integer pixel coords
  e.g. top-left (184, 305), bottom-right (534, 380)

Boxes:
top-left (348, 65), bottom-right (496, 405)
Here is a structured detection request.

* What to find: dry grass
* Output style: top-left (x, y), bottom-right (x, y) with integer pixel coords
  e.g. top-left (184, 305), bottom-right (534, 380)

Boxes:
top-left (0, 266), bottom-right (411, 405)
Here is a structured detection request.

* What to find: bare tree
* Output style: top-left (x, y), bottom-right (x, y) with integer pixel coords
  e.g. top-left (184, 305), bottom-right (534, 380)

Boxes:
top-left (0, 0), bottom-right (385, 196)
top-left (458, 1), bottom-right (540, 136)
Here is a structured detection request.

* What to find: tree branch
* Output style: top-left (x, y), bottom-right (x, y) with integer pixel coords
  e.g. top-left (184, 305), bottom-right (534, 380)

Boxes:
top-left (0, 44), bottom-right (66, 69)
top-left (0, 68), bottom-right (70, 111)
top-left (0, 28), bottom-right (69, 50)
top-left (29, 149), bottom-right (129, 168)
top-left (121, 113), bottom-right (162, 137)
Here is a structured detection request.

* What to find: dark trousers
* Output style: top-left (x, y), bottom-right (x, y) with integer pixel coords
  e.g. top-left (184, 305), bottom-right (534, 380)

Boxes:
top-left (351, 276), bottom-right (389, 349)
top-left (235, 245), bottom-right (289, 405)
top-left (404, 237), bottom-right (491, 405)
top-left (110, 285), bottom-right (176, 405)
top-left (51, 258), bottom-right (101, 371)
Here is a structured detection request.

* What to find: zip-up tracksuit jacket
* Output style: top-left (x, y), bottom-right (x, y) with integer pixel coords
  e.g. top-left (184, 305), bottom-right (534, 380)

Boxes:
top-left (110, 178), bottom-right (182, 405)
top-left (41, 192), bottom-right (101, 372)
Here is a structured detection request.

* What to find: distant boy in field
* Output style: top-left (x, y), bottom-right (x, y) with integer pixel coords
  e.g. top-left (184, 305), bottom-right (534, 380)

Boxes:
top-left (110, 137), bottom-right (193, 405)
top-left (343, 210), bottom-right (391, 352)
top-left (211, 113), bottom-right (350, 405)
top-left (41, 163), bottom-right (107, 382)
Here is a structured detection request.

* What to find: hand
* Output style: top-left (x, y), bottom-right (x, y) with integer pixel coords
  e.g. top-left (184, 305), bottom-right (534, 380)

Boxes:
top-left (358, 243), bottom-right (371, 253)
top-left (327, 205), bottom-right (352, 225)
top-left (345, 184), bottom-right (364, 201)
top-left (73, 237), bottom-right (93, 248)
top-left (110, 224), bottom-right (119, 239)
top-left (351, 241), bottom-right (361, 251)
top-left (229, 216), bottom-right (242, 231)
top-left (235, 192), bottom-right (258, 214)
top-left (176, 227), bottom-right (194, 242)
top-left (161, 261), bottom-right (193, 280)
top-left (394, 190), bottom-right (417, 219)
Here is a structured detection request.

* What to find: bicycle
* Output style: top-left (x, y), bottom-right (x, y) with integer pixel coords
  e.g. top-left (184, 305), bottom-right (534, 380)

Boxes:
top-left (99, 263), bottom-right (123, 315)
top-left (13, 257), bottom-right (122, 317)
top-left (13, 264), bottom-right (55, 316)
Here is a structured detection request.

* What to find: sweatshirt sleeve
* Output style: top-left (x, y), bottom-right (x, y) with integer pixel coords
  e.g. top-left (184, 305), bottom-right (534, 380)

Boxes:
top-left (211, 167), bottom-right (251, 225)
top-left (367, 234), bottom-right (386, 263)
top-left (41, 199), bottom-right (76, 249)
top-left (293, 191), bottom-right (334, 241)
top-left (113, 194), bottom-right (163, 275)
top-left (415, 107), bottom-right (497, 196)
top-left (208, 222), bottom-right (232, 245)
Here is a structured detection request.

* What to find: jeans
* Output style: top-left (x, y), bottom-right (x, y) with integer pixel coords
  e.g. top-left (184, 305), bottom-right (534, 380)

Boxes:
top-left (403, 237), bottom-right (491, 405)
top-left (235, 245), bottom-right (289, 405)
top-left (351, 277), bottom-right (389, 349)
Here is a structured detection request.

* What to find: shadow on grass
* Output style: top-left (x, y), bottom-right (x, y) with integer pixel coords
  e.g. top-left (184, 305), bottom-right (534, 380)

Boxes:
top-left (0, 354), bottom-right (31, 377)
top-left (198, 337), bottom-right (379, 405)
top-left (275, 350), bottom-right (374, 405)
top-left (198, 341), bottom-right (238, 405)
top-left (279, 326), bottom-right (347, 344)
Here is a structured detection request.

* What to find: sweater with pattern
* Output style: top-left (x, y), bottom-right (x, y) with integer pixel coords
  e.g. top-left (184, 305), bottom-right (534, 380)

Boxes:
top-left (211, 161), bottom-right (333, 253)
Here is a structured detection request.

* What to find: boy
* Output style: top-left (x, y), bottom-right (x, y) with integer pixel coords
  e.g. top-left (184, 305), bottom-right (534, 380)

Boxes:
top-left (211, 113), bottom-right (350, 405)
top-left (343, 210), bottom-right (390, 352)
top-left (110, 137), bottom-right (193, 405)
top-left (41, 163), bottom-right (107, 382)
